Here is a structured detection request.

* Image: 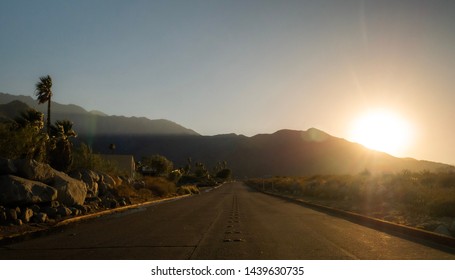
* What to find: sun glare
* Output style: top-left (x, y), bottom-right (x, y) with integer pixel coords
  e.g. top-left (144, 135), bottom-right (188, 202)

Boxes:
top-left (348, 110), bottom-right (413, 156)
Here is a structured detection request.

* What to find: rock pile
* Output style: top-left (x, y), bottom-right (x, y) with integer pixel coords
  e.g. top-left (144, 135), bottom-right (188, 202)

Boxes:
top-left (0, 158), bottom-right (130, 226)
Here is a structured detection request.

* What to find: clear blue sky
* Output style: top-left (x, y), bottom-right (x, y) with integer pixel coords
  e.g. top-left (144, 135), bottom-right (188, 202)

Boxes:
top-left (1, 0), bottom-right (455, 165)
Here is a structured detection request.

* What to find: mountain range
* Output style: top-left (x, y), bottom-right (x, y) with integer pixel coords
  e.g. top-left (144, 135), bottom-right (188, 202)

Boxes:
top-left (1, 92), bottom-right (453, 177)
top-left (0, 92), bottom-right (198, 136)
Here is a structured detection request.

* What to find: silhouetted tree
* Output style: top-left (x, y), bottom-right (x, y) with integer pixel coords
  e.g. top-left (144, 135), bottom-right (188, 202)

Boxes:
top-left (142, 155), bottom-right (174, 177)
top-left (35, 75), bottom-right (53, 135)
top-left (194, 162), bottom-right (209, 179)
top-left (216, 168), bottom-right (232, 180)
top-left (49, 120), bottom-right (77, 171)
top-left (109, 143), bottom-right (116, 154)
top-left (14, 109), bottom-right (44, 130)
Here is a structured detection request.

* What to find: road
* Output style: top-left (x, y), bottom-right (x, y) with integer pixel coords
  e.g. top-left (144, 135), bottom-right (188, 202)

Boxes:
top-left (1, 182), bottom-right (454, 259)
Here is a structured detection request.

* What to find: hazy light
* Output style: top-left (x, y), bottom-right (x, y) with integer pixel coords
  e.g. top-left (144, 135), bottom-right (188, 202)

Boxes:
top-left (348, 109), bottom-right (413, 156)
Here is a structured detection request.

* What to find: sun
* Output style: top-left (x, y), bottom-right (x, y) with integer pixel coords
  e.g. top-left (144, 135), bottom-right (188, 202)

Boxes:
top-left (348, 110), bottom-right (413, 156)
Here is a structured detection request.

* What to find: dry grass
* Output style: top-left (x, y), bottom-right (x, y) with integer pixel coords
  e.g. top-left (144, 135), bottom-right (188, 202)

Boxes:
top-left (114, 177), bottom-right (181, 203)
top-left (142, 176), bottom-right (177, 197)
top-left (246, 171), bottom-right (455, 230)
top-left (177, 185), bottom-right (200, 195)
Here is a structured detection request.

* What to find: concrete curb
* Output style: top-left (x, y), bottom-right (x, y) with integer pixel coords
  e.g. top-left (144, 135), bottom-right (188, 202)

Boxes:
top-left (261, 190), bottom-right (455, 249)
top-left (0, 194), bottom-right (192, 244)
top-left (55, 194), bottom-right (191, 226)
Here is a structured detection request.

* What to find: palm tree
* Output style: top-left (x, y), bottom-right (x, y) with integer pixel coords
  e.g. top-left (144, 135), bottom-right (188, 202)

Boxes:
top-left (35, 75), bottom-right (53, 135)
top-left (50, 120), bottom-right (77, 140)
top-left (49, 120), bottom-right (77, 171)
top-left (14, 109), bottom-right (44, 130)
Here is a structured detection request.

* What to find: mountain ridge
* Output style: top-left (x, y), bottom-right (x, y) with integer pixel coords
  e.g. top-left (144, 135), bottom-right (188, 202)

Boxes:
top-left (1, 92), bottom-right (453, 177)
top-left (0, 92), bottom-right (199, 136)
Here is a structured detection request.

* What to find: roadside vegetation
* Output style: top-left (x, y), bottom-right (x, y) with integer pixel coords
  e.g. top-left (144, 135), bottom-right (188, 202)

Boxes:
top-left (1, 75), bottom-right (232, 207)
top-left (245, 170), bottom-right (455, 234)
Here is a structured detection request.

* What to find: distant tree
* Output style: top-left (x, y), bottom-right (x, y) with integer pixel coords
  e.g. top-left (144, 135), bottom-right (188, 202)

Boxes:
top-left (194, 162), bottom-right (209, 179)
top-left (109, 143), bottom-right (116, 154)
top-left (183, 157), bottom-right (192, 175)
top-left (142, 155), bottom-right (174, 177)
top-left (49, 120), bottom-right (77, 171)
top-left (34, 75), bottom-right (53, 135)
top-left (216, 168), bottom-right (232, 181)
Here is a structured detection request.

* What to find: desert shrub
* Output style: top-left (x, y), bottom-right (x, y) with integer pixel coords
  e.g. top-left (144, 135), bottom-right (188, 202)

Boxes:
top-left (177, 185), bottom-right (200, 195)
top-left (245, 170), bottom-right (455, 219)
top-left (141, 155), bottom-right (173, 177)
top-left (435, 172), bottom-right (455, 188)
top-left (137, 188), bottom-right (154, 200)
top-left (428, 198), bottom-right (455, 217)
top-left (115, 184), bottom-right (139, 199)
top-left (143, 176), bottom-right (176, 197)
top-left (168, 169), bottom-right (183, 183)
top-left (71, 143), bottom-right (121, 175)
top-left (0, 122), bottom-right (48, 161)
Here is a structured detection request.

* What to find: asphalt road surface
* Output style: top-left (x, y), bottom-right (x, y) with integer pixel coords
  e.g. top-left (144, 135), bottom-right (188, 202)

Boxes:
top-left (1, 182), bottom-right (454, 259)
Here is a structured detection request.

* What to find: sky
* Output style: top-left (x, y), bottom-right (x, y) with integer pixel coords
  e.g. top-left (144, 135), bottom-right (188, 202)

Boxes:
top-left (1, 0), bottom-right (455, 165)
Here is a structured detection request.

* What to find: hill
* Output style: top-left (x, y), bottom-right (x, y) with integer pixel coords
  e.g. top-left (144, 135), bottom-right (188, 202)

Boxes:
top-left (0, 92), bottom-right (199, 136)
top-left (86, 129), bottom-right (454, 177)
top-left (0, 100), bottom-right (31, 122)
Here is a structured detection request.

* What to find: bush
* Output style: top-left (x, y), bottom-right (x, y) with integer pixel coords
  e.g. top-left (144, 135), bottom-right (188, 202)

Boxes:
top-left (141, 155), bottom-right (173, 177)
top-left (71, 143), bottom-right (121, 175)
top-left (245, 170), bottom-right (455, 220)
top-left (0, 122), bottom-right (48, 161)
top-left (115, 184), bottom-right (140, 199)
top-left (143, 177), bottom-right (176, 197)
top-left (177, 185), bottom-right (200, 195)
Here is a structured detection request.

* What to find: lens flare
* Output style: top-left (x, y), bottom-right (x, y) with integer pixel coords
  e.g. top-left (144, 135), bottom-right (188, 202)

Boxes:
top-left (348, 110), bottom-right (413, 156)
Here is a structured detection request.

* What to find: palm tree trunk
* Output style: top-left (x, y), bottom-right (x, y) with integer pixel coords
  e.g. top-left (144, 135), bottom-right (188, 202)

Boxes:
top-left (47, 96), bottom-right (51, 135)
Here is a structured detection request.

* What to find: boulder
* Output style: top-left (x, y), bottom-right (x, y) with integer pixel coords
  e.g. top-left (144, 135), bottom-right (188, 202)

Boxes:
top-left (70, 207), bottom-right (81, 216)
top-left (69, 169), bottom-right (99, 197)
top-left (43, 207), bottom-right (59, 219)
top-left (21, 208), bottom-right (34, 223)
top-left (6, 208), bottom-right (18, 221)
top-left (0, 157), bottom-right (17, 175)
top-left (0, 175), bottom-right (57, 205)
top-left (101, 196), bottom-right (118, 209)
top-left (57, 206), bottom-right (72, 217)
top-left (32, 212), bottom-right (48, 223)
top-left (50, 171), bottom-right (87, 206)
top-left (98, 172), bottom-right (116, 195)
top-left (13, 159), bottom-right (55, 182)
top-left (30, 204), bottom-right (40, 213)
top-left (73, 204), bottom-right (88, 215)
top-left (113, 176), bottom-right (123, 186)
